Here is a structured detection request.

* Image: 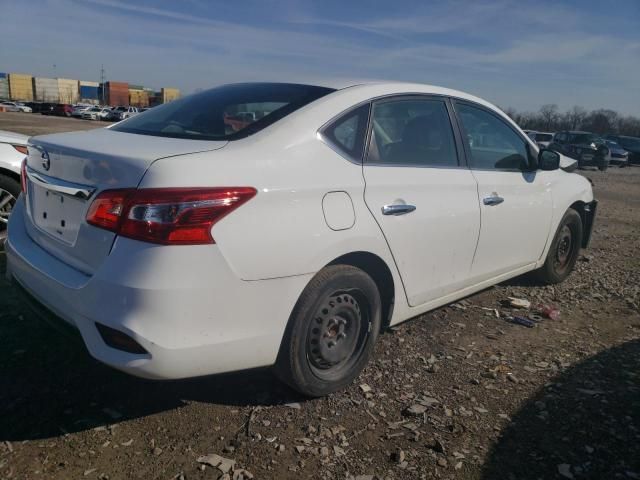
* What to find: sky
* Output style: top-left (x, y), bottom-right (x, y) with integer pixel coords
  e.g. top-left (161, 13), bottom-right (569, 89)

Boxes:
top-left (1, 0), bottom-right (639, 115)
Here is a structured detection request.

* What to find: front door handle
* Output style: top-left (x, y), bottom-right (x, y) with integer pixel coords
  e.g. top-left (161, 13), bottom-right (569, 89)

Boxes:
top-left (483, 195), bottom-right (504, 206)
top-left (382, 204), bottom-right (416, 216)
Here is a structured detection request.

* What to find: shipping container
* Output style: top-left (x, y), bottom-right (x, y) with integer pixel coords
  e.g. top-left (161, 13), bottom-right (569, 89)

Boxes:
top-left (129, 89), bottom-right (149, 107)
top-left (161, 87), bottom-right (180, 103)
top-left (57, 78), bottom-right (79, 104)
top-left (0, 73), bottom-right (7, 79)
top-left (105, 81), bottom-right (129, 106)
top-left (80, 80), bottom-right (99, 87)
top-left (80, 85), bottom-right (99, 100)
top-left (0, 78), bottom-right (9, 100)
top-left (33, 77), bottom-right (60, 103)
top-left (129, 84), bottom-right (144, 91)
top-left (8, 73), bottom-right (34, 101)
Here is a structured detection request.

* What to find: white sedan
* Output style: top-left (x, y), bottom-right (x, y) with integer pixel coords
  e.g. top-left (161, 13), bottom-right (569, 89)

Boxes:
top-left (1, 101), bottom-right (32, 113)
top-left (6, 82), bottom-right (596, 396)
top-left (81, 106), bottom-right (112, 121)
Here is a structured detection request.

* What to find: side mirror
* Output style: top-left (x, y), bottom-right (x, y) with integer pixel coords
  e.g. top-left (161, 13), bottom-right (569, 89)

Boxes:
top-left (538, 148), bottom-right (560, 171)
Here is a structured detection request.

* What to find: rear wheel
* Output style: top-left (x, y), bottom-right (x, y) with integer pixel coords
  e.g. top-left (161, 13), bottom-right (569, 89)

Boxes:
top-left (534, 209), bottom-right (583, 284)
top-left (0, 174), bottom-right (20, 242)
top-left (276, 265), bottom-right (381, 397)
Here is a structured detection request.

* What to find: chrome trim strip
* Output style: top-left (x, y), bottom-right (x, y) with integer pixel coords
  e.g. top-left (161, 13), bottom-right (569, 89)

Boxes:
top-left (25, 166), bottom-right (96, 200)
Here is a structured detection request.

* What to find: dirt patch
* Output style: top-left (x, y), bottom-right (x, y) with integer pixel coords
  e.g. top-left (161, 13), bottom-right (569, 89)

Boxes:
top-left (0, 156), bottom-right (638, 479)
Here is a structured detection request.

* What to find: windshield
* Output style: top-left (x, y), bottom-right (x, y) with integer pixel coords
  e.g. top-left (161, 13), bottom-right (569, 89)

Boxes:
top-left (570, 133), bottom-right (601, 144)
top-left (112, 83), bottom-right (335, 141)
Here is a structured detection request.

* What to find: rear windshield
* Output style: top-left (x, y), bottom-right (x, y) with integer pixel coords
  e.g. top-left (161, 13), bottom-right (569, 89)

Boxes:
top-left (112, 83), bottom-right (335, 141)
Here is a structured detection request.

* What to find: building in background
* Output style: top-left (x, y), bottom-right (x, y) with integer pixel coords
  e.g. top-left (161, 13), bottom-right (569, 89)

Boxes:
top-left (104, 81), bottom-right (129, 106)
top-left (33, 77), bottom-right (60, 103)
top-left (57, 78), bottom-right (79, 104)
top-left (8, 73), bottom-right (34, 101)
top-left (79, 80), bottom-right (100, 104)
top-left (161, 87), bottom-right (180, 103)
top-left (128, 84), bottom-right (149, 107)
top-left (0, 74), bottom-right (8, 100)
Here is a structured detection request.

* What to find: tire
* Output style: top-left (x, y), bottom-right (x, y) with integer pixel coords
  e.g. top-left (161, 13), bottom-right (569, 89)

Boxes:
top-left (275, 265), bottom-right (381, 397)
top-left (0, 174), bottom-right (21, 242)
top-left (598, 165), bottom-right (608, 172)
top-left (534, 209), bottom-right (583, 285)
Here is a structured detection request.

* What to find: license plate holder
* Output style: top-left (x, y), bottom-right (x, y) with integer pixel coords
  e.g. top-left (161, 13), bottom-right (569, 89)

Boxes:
top-left (30, 182), bottom-right (84, 245)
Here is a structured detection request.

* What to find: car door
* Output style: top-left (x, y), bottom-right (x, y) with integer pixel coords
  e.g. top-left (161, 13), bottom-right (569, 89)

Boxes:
top-left (452, 100), bottom-right (553, 281)
top-left (362, 96), bottom-right (480, 307)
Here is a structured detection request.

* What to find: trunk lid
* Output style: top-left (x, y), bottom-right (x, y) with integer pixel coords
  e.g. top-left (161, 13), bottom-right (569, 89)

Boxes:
top-left (24, 128), bottom-right (227, 274)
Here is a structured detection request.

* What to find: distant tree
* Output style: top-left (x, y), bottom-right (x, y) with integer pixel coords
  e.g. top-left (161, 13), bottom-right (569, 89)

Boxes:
top-left (539, 104), bottom-right (560, 131)
top-left (565, 106), bottom-right (587, 130)
top-left (583, 109), bottom-right (619, 135)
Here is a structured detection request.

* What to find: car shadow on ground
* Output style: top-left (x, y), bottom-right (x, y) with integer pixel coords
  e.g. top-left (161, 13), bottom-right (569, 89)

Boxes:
top-left (482, 338), bottom-right (640, 480)
top-left (0, 252), bottom-right (302, 443)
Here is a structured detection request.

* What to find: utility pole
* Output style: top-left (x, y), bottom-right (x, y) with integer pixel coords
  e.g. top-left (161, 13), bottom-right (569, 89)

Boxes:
top-left (100, 64), bottom-right (106, 105)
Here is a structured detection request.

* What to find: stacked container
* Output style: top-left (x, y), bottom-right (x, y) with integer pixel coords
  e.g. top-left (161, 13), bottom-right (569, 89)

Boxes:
top-left (8, 73), bottom-right (34, 101)
top-left (57, 78), bottom-right (79, 104)
top-left (161, 87), bottom-right (180, 103)
top-left (33, 77), bottom-right (60, 103)
top-left (128, 86), bottom-right (149, 107)
top-left (105, 81), bottom-right (129, 106)
top-left (79, 80), bottom-right (100, 104)
top-left (0, 73), bottom-right (9, 100)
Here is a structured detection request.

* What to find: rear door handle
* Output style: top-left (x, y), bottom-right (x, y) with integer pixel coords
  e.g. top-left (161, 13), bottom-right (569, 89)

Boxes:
top-left (382, 204), bottom-right (416, 216)
top-left (483, 195), bottom-right (504, 206)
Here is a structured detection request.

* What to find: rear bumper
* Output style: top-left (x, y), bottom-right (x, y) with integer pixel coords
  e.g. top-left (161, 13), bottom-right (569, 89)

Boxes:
top-left (6, 198), bottom-right (311, 379)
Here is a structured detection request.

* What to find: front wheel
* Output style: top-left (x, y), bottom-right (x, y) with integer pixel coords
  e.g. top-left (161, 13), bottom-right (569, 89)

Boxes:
top-left (276, 265), bottom-right (381, 397)
top-left (534, 209), bottom-right (583, 284)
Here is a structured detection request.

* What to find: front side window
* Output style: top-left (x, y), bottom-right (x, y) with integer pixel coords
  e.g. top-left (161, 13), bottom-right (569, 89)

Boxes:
top-left (112, 83), bottom-right (335, 141)
top-left (456, 103), bottom-right (528, 170)
top-left (366, 98), bottom-right (458, 167)
top-left (322, 103), bottom-right (370, 162)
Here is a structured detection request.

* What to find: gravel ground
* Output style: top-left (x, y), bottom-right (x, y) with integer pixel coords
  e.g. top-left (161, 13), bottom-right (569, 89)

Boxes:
top-left (0, 114), bottom-right (639, 480)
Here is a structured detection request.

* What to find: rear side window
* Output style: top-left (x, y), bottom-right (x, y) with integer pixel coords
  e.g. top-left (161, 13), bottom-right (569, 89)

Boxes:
top-left (112, 83), bottom-right (335, 141)
top-left (366, 98), bottom-right (458, 167)
top-left (321, 103), bottom-right (370, 162)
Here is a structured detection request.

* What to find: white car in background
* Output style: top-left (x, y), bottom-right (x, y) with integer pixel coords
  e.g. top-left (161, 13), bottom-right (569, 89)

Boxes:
top-left (81, 106), bottom-right (112, 121)
top-left (1, 101), bottom-right (32, 113)
top-left (71, 105), bottom-right (94, 118)
top-left (6, 82), bottom-right (596, 396)
top-left (0, 130), bottom-right (28, 240)
top-left (526, 131), bottom-right (554, 148)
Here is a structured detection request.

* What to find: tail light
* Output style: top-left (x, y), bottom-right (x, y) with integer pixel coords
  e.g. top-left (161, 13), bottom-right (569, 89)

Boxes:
top-left (86, 187), bottom-right (256, 245)
top-left (13, 144), bottom-right (28, 155)
top-left (20, 158), bottom-right (27, 193)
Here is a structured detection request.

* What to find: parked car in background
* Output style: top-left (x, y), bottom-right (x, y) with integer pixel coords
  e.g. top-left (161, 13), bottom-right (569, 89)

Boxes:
top-left (6, 82), bottom-right (596, 396)
top-left (525, 131), bottom-right (554, 148)
top-left (106, 106), bottom-right (138, 121)
top-left (120, 107), bottom-right (139, 120)
top-left (71, 105), bottom-right (93, 118)
top-left (604, 135), bottom-right (640, 165)
top-left (1, 101), bottom-right (32, 113)
top-left (604, 140), bottom-right (629, 167)
top-left (0, 130), bottom-right (28, 241)
top-left (548, 131), bottom-right (610, 171)
top-left (38, 103), bottom-right (57, 115)
top-left (52, 104), bottom-right (73, 117)
top-left (81, 106), bottom-right (112, 121)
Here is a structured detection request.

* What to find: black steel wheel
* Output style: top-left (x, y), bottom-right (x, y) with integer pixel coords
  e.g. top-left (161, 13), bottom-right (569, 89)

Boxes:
top-left (534, 208), bottom-right (583, 284)
top-left (276, 265), bottom-right (381, 397)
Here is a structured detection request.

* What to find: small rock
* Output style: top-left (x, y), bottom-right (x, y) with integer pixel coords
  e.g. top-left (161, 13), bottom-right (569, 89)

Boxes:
top-left (508, 297), bottom-right (531, 309)
top-left (359, 384), bottom-right (372, 393)
top-left (557, 463), bottom-right (574, 479)
top-left (437, 457), bottom-right (448, 467)
top-left (391, 449), bottom-right (405, 464)
top-left (404, 404), bottom-right (427, 416)
top-left (120, 439), bottom-right (133, 447)
top-left (84, 468), bottom-right (97, 476)
top-left (152, 447), bottom-right (162, 456)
